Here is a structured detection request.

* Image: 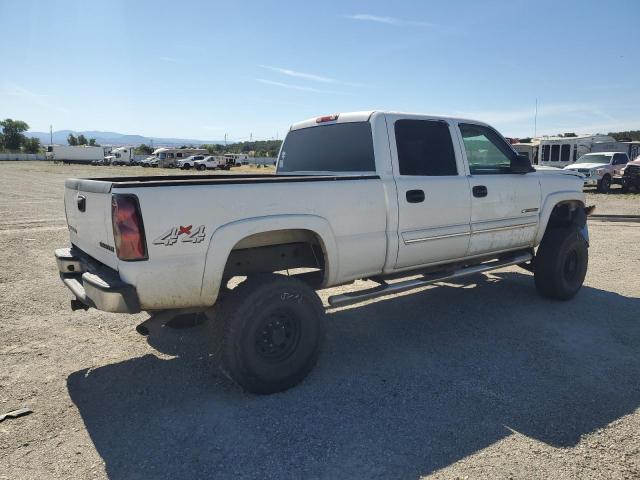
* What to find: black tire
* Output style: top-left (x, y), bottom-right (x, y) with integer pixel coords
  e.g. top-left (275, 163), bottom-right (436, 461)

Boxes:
top-left (183, 163), bottom-right (191, 170)
top-left (197, 164), bottom-right (206, 171)
top-left (597, 174), bottom-right (611, 193)
top-left (208, 274), bottom-right (325, 394)
top-left (534, 226), bottom-right (588, 300)
top-left (621, 183), bottom-right (630, 193)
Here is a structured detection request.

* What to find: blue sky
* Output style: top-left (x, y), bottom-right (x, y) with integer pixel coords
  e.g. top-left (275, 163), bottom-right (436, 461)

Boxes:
top-left (1, 0), bottom-right (639, 141)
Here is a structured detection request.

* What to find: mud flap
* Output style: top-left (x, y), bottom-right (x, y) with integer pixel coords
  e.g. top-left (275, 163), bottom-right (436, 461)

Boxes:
top-left (579, 223), bottom-right (589, 246)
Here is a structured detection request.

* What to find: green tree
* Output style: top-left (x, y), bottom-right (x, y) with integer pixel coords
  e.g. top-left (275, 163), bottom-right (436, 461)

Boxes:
top-left (609, 130), bottom-right (640, 142)
top-left (134, 143), bottom-right (153, 155)
top-left (88, 138), bottom-right (99, 146)
top-left (67, 133), bottom-right (78, 146)
top-left (22, 137), bottom-right (41, 153)
top-left (0, 118), bottom-right (29, 151)
top-left (77, 134), bottom-right (88, 145)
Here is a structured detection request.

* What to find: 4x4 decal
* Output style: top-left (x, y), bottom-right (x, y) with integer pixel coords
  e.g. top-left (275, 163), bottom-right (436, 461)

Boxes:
top-left (153, 225), bottom-right (206, 246)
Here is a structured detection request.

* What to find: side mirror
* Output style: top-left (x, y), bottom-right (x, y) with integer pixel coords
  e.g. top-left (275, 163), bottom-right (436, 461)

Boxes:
top-left (511, 154), bottom-right (534, 174)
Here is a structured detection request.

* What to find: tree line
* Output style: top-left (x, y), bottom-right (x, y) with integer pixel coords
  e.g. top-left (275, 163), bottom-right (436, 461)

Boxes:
top-left (0, 119), bottom-right (41, 153)
top-left (67, 133), bottom-right (98, 146)
top-left (609, 130), bottom-right (640, 142)
top-left (200, 139), bottom-right (282, 157)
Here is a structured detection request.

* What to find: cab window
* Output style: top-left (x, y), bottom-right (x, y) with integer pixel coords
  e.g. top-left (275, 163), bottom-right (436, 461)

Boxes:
top-left (459, 123), bottom-right (514, 174)
top-left (395, 120), bottom-right (457, 176)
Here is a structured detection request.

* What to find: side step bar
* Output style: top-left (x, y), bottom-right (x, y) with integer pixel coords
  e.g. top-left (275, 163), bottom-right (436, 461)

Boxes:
top-left (327, 251), bottom-right (533, 308)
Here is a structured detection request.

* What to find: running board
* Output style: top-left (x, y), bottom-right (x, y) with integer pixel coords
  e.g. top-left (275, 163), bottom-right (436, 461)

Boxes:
top-left (327, 252), bottom-right (533, 308)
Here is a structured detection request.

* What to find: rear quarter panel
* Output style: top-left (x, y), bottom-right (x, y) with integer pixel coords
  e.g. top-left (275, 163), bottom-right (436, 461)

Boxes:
top-left (116, 178), bottom-right (388, 310)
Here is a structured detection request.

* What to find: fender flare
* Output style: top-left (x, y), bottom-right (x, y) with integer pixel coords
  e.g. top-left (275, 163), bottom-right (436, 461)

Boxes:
top-left (199, 214), bottom-right (338, 305)
top-left (535, 191), bottom-right (586, 245)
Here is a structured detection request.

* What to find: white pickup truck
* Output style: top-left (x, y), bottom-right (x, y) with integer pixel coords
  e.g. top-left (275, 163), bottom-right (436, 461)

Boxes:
top-left (55, 111), bottom-right (591, 394)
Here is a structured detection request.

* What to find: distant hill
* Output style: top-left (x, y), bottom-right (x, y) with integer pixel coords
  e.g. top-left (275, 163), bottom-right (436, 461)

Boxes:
top-left (25, 129), bottom-right (226, 147)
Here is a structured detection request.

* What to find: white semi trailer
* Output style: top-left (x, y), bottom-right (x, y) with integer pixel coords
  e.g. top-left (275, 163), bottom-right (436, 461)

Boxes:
top-left (46, 145), bottom-right (111, 164)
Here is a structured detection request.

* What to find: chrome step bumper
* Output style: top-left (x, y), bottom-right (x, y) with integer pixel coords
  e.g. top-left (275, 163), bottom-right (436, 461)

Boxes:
top-left (55, 247), bottom-right (141, 313)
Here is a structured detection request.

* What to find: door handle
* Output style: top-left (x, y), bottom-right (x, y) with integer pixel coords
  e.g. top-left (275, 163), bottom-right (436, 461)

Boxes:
top-left (472, 185), bottom-right (488, 198)
top-left (406, 189), bottom-right (425, 203)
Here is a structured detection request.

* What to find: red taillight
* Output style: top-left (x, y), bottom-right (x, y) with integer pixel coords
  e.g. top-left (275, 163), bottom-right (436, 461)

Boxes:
top-left (315, 114), bottom-right (339, 123)
top-left (111, 194), bottom-right (147, 261)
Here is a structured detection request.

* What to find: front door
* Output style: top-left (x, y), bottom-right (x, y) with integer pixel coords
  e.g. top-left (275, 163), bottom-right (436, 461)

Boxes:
top-left (456, 122), bottom-right (540, 257)
top-left (388, 116), bottom-right (472, 269)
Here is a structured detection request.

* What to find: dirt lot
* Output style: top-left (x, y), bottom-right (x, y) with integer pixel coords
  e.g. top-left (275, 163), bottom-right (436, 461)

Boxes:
top-left (1, 161), bottom-right (638, 479)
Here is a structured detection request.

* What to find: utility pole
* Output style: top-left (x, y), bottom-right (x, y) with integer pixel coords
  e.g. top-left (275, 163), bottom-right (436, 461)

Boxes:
top-left (50, 124), bottom-right (53, 145)
top-left (534, 98), bottom-right (538, 138)
top-left (224, 133), bottom-right (228, 146)
top-left (250, 132), bottom-right (253, 142)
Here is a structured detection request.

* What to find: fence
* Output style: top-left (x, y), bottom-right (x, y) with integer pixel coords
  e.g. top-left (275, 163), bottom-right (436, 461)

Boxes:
top-left (0, 153), bottom-right (47, 161)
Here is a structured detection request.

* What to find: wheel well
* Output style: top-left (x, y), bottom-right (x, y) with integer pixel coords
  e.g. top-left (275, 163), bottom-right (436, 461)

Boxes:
top-left (547, 200), bottom-right (586, 230)
top-left (222, 229), bottom-right (327, 288)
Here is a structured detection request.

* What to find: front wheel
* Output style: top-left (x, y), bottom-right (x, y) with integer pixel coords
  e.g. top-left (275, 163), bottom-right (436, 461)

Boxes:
top-left (183, 163), bottom-right (191, 170)
top-left (534, 226), bottom-right (588, 300)
top-left (207, 274), bottom-right (325, 394)
top-left (597, 174), bottom-right (611, 193)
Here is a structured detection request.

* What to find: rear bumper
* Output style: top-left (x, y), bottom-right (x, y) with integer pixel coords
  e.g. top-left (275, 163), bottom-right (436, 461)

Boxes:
top-left (55, 247), bottom-right (141, 313)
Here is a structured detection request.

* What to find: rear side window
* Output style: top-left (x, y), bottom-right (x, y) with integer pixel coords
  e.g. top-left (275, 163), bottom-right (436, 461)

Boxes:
top-left (561, 144), bottom-right (571, 162)
top-left (551, 145), bottom-right (560, 162)
top-left (394, 120), bottom-right (457, 176)
top-left (278, 122), bottom-right (375, 172)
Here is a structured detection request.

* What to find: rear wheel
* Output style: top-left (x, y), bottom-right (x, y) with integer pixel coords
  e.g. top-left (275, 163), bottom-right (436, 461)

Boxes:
top-left (534, 226), bottom-right (588, 300)
top-left (207, 274), bottom-right (325, 394)
top-left (597, 174), bottom-right (611, 193)
top-left (197, 164), bottom-right (206, 171)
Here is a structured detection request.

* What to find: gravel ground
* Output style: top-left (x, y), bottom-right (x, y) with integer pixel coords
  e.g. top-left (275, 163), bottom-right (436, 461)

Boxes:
top-left (0, 161), bottom-right (638, 480)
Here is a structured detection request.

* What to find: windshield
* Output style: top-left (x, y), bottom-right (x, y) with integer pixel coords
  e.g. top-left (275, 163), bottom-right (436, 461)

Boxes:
top-left (576, 154), bottom-right (611, 164)
top-left (278, 122), bottom-right (375, 173)
top-left (158, 152), bottom-right (166, 159)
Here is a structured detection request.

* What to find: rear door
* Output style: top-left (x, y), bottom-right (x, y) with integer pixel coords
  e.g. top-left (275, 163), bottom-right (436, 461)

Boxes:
top-left (64, 179), bottom-right (118, 269)
top-left (455, 122), bottom-right (540, 257)
top-left (387, 116), bottom-right (472, 269)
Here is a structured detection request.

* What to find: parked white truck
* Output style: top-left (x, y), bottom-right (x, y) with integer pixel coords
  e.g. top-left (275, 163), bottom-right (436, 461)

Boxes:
top-left (55, 111), bottom-right (591, 394)
top-left (106, 146), bottom-right (134, 166)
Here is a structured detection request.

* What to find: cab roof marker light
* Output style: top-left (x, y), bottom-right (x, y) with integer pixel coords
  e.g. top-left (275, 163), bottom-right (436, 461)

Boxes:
top-left (316, 114), bottom-right (339, 124)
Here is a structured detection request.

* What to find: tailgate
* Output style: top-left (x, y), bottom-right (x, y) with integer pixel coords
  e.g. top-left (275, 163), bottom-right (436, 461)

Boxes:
top-left (64, 179), bottom-right (119, 270)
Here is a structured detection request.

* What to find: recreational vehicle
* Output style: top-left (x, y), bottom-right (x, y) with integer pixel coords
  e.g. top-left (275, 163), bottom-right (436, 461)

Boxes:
top-left (538, 134), bottom-right (618, 167)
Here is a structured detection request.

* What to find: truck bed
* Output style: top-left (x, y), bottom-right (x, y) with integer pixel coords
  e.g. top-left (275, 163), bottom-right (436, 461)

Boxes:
top-left (66, 173), bottom-right (379, 192)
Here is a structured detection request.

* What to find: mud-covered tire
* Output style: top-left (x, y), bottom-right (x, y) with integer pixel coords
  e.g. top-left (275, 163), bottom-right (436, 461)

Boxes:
top-left (208, 274), bottom-right (325, 394)
top-left (534, 226), bottom-right (588, 300)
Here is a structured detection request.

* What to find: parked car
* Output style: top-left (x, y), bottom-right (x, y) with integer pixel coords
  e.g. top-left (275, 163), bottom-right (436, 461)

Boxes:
top-left (55, 111), bottom-right (590, 394)
top-left (619, 156), bottom-right (640, 192)
top-left (177, 155), bottom-right (206, 170)
top-left (140, 156), bottom-right (158, 168)
top-left (563, 152), bottom-right (629, 193)
top-left (194, 155), bottom-right (229, 171)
